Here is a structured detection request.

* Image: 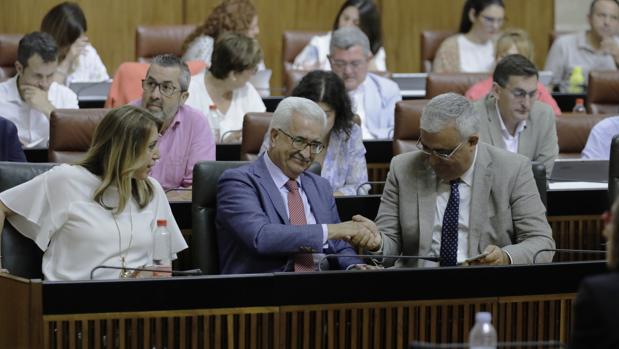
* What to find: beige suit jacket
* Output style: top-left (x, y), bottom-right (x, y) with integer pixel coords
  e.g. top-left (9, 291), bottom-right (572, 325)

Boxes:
top-left (375, 142), bottom-right (555, 267)
top-left (475, 95), bottom-right (558, 177)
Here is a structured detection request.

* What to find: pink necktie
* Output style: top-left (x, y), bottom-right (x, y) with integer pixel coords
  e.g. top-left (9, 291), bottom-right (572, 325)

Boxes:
top-left (285, 179), bottom-right (315, 272)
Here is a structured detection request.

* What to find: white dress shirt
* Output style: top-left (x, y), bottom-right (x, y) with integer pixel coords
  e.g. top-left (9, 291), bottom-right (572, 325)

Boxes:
top-left (458, 35), bottom-right (495, 73)
top-left (0, 76), bottom-right (78, 148)
top-left (349, 82), bottom-right (372, 140)
top-left (496, 103), bottom-right (527, 154)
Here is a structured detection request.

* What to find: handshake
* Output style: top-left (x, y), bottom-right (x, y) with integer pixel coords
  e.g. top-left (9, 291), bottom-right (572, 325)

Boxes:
top-left (327, 214), bottom-right (381, 251)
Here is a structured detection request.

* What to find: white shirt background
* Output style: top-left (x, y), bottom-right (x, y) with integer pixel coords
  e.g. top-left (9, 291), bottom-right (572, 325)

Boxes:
top-left (458, 34), bottom-right (495, 73)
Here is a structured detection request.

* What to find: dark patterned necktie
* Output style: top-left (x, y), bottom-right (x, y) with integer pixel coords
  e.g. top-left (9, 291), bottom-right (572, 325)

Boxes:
top-left (440, 179), bottom-right (460, 266)
top-left (285, 179), bottom-right (315, 272)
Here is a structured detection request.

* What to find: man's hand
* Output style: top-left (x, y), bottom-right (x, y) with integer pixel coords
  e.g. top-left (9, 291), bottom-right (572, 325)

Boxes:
top-left (470, 245), bottom-right (510, 266)
top-left (20, 86), bottom-right (54, 117)
top-left (351, 215), bottom-right (381, 251)
top-left (601, 37), bottom-right (619, 63)
top-left (347, 264), bottom-right (384, 271)
top-left (326, 220), bottom-right (372, 245)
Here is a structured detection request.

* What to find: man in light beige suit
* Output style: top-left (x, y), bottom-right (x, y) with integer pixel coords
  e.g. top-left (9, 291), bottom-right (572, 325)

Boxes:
top-left (474, 54), bottom-right (558, 177)
top-left (355, 93), bottom-right (555, 267)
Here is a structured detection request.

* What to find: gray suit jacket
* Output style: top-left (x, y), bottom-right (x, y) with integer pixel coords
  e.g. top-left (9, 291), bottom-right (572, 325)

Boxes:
top-left (375, 142), bottom-right (555, 267)
top-left (475, 95), bottom-right (558, 177)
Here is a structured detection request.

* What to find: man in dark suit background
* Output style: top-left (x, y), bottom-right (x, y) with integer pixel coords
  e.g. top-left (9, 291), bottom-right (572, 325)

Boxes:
top-left (216, 96), bottom-right (373, 274)
top-left (0, 116), bottom-right (26, 162)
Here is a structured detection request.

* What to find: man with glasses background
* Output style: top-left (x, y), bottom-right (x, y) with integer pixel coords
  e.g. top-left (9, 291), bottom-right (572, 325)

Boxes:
top-left (475, 54), bottom-right (558, 177)
top-left (357, 93), bottom-right (554, 267)
top-left (216, 97), bottom-right (376, 274)
top-left (329, 27), bottom-right (401, 139)
top-left (136, 54), bottom-right (215, 190)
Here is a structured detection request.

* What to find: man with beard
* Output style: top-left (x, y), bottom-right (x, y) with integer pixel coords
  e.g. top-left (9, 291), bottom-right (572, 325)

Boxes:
top-left (138, 54), bottom-right (215, 190)
top-left (474, 54), bottom-right (558, 176)
top-left (216, 97), bottom-right (374, 274)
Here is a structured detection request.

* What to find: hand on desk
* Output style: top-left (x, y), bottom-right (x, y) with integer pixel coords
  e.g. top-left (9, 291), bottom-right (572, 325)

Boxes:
top-left (348, 264), bottom-right (384, 271)
top-left (468, 245), bottom-right (510, 266)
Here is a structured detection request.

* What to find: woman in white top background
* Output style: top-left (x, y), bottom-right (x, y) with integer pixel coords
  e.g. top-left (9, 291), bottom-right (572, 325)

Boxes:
top-left (0, 106), bottom-right (187, 281)
top-left (433, 0), bottom-right (505, 73)
top-left (185, 32), bottom-right (266, 144)
top-left (40, 1), bottom-right (109, 85)
top-left (293, 0), bottom-right (386, 72)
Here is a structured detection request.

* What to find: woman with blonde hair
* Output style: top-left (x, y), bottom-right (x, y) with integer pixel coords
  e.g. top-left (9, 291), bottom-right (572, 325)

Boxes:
top-left (0, 105), bottom-right (187, 281)
top-left (465, 29), bottom-right (561, 116)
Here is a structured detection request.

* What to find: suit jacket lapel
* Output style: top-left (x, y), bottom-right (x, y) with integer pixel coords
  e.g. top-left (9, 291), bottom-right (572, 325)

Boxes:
top-left (300, 173), bottom-right (328, 223)
top-left (484, 96), bottom-right (507, 149)
top-left (517, 121), bottom-right (533, 158)
top-left (468, 144), bottom-right (493, 256)
top-left (417, 166), bottom-right (437, 256)
top-left (254, 156), bottom-right (289, 223)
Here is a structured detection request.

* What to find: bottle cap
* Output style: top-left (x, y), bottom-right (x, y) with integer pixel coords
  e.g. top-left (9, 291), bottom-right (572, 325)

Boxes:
top-left (575, 98), bottom-right (584, 105)
top-left (475, 312), bottom-right (492, 323)
top-left (209, 104), bottom-right (217, 110)
top-left (156, 219), bottom-right (167, 227)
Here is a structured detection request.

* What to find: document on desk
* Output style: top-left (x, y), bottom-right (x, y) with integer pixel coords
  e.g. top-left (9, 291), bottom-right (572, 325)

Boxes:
top-left (548, 181), bottom-right (608, 191)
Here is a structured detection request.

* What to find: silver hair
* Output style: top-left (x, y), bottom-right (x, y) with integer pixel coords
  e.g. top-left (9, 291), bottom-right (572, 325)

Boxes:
top-left (149, 54), bottom-right (191, 91)
top-left (420, 93), bottom-right (479, 139)
top-left (270, 96), bottom-right (327, 132)
top-left (329, 26), bottom-right (371, 56)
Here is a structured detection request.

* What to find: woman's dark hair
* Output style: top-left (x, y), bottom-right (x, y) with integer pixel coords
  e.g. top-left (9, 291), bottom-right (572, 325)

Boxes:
top-left (40, 2), bottom-right (87, 50)
top-left (459, 0), bottom-right (504, 33)
top-left (332, 0), bottom-right (383, 56)
top-left (292, 71), bottom-right (355, 137)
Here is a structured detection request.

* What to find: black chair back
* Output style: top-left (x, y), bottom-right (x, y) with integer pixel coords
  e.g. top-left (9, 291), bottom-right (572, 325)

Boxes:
top-left (0, 162), bottom-right (57, 279)
top-left (609, 135), bottom-right (619, 205)
top-left (532, 162), bottom-right (548, 210)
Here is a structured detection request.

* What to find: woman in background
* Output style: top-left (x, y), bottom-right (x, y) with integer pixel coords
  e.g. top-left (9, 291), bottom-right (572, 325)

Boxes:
top-left (293, 0), bottom-right (386, 71)
top-left (185, 32), bottom-right (265, 143)
top-left (0, 106), bottom-right (187, 280)
top-left (433, 0), bottom-right (505, 73)
top-left (260, 71), bottom-right (369, 196)
top-left (465, 29), bottom-right (561, 116)
top-left (40, 1), bottom-right (109, 84)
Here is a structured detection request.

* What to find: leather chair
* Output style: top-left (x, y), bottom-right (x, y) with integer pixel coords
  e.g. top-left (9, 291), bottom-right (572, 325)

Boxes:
top-left (393, 99), bottom-right (428, 155)
top-left (281, 30), bottom-right (326, 93)
top-left (192, 161), bottom-right (249, 275)
top-left (609, 135), bottom-right (619, 205)
top-left (240, 112), bottom-right (272, 160)
top-left (48, 108), bottom-right (109, 163)
top-left (0, 34), bottom-right (22, 82)
top-left (135, 25), bottom-right (196, 62)
top-left (425, 73), bottom-right (488, 99)
top-left (420, 30), bottom-right (456, 72)
top-left (0, 161), bottom-right (57, 279)
top-left (555, 112), bottom-right (609, 158)
top-left (283, 69), bottom-right (312, 96)
top-left (587, 71), bottom-right (619, 114)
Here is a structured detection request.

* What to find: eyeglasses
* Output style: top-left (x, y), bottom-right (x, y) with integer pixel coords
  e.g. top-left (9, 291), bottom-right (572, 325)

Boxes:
top-left (328, 56), bottom-right (366, 70)
top-left (142, 79), bottom-right (181, 97)
top-left (507, 88), bottom-right (538, 100)
top-left (480, 15), bottom-right (504, 26)
top-left (278, 129), bottom-right (324, 154)
top-left (416, 138), bottom-right (465, 160)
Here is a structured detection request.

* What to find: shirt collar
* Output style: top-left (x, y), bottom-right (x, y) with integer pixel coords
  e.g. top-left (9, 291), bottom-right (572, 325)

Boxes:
top-left (459, 145), bottom-right (477, 186)
top-left (577, 31), bottom-right (597, 52)
top-left (263, 152), bottom-right (302, 190)
top-left (495, 101), bottom-right (527, 137)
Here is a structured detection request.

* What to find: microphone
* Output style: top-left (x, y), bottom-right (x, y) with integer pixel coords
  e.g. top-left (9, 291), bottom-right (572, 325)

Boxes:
top-left (532, 248), bottom-right (606, 264)
top-left (89, 265), bottom-right (203, 280)
top-left (317, 254), bottom-right (442, 271)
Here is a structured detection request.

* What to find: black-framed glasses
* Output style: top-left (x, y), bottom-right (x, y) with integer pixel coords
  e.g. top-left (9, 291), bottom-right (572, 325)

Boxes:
top-left (141, 79), bottom-right (181, 97)
top-left (278, 129), bottom-right (324, 154)
top-left (416, 138), bottom-right (464, 160)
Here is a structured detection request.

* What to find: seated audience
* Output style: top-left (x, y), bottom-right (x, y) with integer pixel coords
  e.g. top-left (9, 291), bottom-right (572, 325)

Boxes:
top-left (0, 32), bottom-right (78, 149)
top-left (474, 54), bottom-right (558, 177)
top-left (41, 1), bottom-right (109, 85)
top-left (136, 54), bottom-right (215, 190)
top-left (260, 71), bottom-right (369, 196)
top-left (0, 105), bottom-right (188, 281)
top-left (545, 0), bottom-right (619, 90)
top-left (359, 93), bottom-right (555, 267)
top-left (181, 0), bottom-right (262, 69)
top-left (293, 0), bottom-right (386, 71)
top-left (185, 32), bottom-right (266, 143)
top-left (216, 97), bottom-right (374, 274)
top-left (0, 116), bottom-right (26, 162)
top-left (570, 199), bottom-right (619, 348)
top-left (433, 0), bottom-right (505, 73)
top-left (581, 116), bottom-right (619, 159)
top-left (466, 29), bottom-right (561, 116)
top-left (329, 27), bottom-right (401, 139)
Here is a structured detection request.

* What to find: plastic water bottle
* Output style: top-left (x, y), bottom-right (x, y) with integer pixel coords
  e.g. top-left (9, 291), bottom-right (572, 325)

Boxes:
top-left (469, 312), bottom-right (497, 349)
top-left (568, 66), bottom-right (585, 93)
top-left (208, 104), bottom-right (221, 143)
top-left (152, 219), bottom-right (172, 276)
top-left (572, 98), bottom-right (586, 113)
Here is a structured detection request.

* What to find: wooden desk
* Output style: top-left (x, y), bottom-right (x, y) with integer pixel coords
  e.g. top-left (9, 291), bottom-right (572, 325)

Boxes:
top-left (0, 261), bottom-right (605, 348)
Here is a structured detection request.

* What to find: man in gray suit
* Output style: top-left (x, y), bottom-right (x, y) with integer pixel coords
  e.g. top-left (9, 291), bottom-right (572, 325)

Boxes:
top-left (474, 54), bottom-right (558, 177)
top-left (356, 93), bottom-right (555, 267)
